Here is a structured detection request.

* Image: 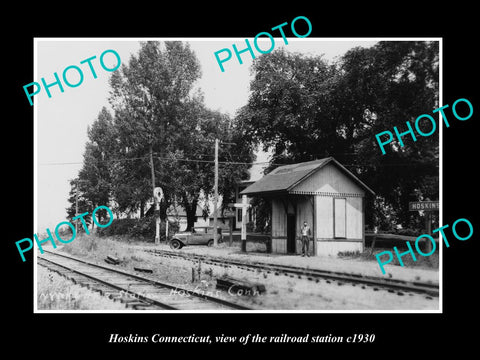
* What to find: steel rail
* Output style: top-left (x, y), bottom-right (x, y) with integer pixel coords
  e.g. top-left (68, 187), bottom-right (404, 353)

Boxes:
top-left (147, 249), bottom-right (439, 297)
top-left (38, 256), bottom-right (176, 310)
top-left (38, 250), bottom-right (252, 310)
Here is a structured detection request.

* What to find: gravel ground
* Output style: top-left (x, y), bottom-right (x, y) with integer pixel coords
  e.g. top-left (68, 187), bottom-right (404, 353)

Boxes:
top-left (137, 241), bottom-right (440, 285)
top-left (134, 241), bottom-right (440, 310)
top-left (139, 250), bottom-right (438, 310)
top-left (41, 235), bottom-right (440, 311)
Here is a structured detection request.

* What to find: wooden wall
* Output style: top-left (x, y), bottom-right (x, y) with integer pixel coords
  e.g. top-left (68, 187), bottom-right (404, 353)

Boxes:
top-left (292, 162), bottom-right (365, 196)
top-left (316, 241), bottom-right (363, 256)
top-left (346, 197), bottom-right (363, 239)
top-left (295, 196), bottom-right (314, 255)
top-left (269, 162), bottom-right (367, 256)
top-left (271, 198), bottom-right (287, 254)
top-left (315, 196), bottom-right (333, 239)
top-left (314, 195), bottom-right (364, 255)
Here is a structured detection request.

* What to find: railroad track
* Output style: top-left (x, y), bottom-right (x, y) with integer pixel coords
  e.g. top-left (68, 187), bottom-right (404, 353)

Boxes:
top-left (146, 249), bottom-right (439, 298)
top-left (37, 250), bottom-right (251, 310)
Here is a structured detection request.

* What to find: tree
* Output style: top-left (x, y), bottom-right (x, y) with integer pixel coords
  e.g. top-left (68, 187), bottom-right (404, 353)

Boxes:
top-left (237, 41), bottom-right (439, 231)
top-left (108, 41), bottom-right (253, 232)
top-left (338, 41), bottom-right (439, 228)
top-left (66, 177), bottom-right (92, 231)
top-left (108, 107), bottom-right (153, 217)
top-left (66, 107), bottom-right (116, 227)
top-left (237, 48), bottom-right (338, 163)
top-left (108, 41), bottom-right (202, 226)
top-left (159, 102), bottom-right (253, 230)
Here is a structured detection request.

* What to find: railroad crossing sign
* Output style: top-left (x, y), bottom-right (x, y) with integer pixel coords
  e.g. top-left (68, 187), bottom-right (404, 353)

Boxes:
top-left (228, 195), bottom-right (251, 252)
top-left (409, 201), bottom-right (439, 211)
top-left (154, 187), bottom-right (164, 244)
top-left (154, 187), bottom-right (164, 205)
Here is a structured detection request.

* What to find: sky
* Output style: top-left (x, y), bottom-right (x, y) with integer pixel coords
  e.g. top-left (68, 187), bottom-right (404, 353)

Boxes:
top-left (35, 38), bottom-right (378, 231)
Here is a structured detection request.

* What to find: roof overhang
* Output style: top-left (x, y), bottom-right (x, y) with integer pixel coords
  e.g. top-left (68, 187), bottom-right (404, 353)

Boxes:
top-left (241, 157), bottom-right (375, 197)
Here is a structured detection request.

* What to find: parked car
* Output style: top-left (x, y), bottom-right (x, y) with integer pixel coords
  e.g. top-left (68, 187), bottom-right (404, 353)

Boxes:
top-left (169, 226), bottom-right (223, 249)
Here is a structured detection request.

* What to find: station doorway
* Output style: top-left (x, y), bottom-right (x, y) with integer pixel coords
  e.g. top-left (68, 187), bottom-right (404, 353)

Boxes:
top-left (287, 214), bottom-right (296, 254)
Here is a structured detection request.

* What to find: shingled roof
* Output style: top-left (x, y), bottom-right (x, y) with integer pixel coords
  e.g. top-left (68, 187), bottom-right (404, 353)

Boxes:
top-left (240, 157), bottom-right (374, 196)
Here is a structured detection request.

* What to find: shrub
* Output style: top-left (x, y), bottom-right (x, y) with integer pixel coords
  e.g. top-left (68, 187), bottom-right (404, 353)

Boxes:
top-left (97, 217), bottom-right (179, 242)
top-left (129, 217), bottom-right (156, 238)
top-left (97, 218), bottom-right (137, 237)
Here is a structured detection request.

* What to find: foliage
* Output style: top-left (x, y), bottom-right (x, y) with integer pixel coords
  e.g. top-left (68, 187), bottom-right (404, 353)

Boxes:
top-left (108, 41), bottom-right (203, 217)
top-left (66, 178), bottom-right (92, 229)
top-left (66, 107), bottom-right (115, 224)
top-left (97, 217), bottom-right (180, 241)
top-left (107, 41), bottom-right (253, 229)
top-left (238, 41), bottom-right (439, 231)
top-left (250, 196), bottom-right (271, 233)
top-left (68, 41), bottom-right (253, 232)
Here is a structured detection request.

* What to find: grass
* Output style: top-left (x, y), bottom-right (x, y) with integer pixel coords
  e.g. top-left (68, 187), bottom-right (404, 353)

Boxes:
top-left (62, 232), bottom-right (440, 273)
top-left (40, 233), bottom-right (194, 310)
top-left (44, 233), bottom-right (439, 310)
top-left (338, 246), bottom-right (439, 270)
top-left (59, 232), bottom-right (196, 286)
top-left (61, 233), bottom-right (140, 263)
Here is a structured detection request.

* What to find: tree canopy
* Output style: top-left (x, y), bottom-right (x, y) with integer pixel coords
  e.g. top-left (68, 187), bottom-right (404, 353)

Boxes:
top-left (237, 41), bottom-right (439, 230)
top-left (67, 40), bottom-right (438, 234)
top-left (67, 41), bottom-right (253, 231)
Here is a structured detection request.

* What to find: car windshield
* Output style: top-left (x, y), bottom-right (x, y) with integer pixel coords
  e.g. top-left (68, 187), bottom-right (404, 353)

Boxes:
top-left (193, 227), bottom-right (211, 233)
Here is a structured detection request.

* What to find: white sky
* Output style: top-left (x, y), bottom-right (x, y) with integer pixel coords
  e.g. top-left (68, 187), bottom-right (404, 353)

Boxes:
top-left (35, 38), bottom-right (378, 231)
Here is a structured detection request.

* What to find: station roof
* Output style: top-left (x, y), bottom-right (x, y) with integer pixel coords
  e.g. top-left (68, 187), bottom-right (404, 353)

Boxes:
top-left (240, 157), bottom-right (375, 196)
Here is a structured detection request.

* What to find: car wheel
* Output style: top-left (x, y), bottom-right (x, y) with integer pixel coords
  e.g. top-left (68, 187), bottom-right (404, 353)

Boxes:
top-left (207, 239), bottom-right (214, 247)
top-left (170, 239), bottom-right (182, 250)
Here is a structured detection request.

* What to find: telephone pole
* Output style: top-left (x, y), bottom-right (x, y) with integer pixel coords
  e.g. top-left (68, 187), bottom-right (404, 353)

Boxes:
top-left (75, 179), bottom-right (79, 234)
top-left (149, 145), bottom-right (160, 244)
top-left (212, 139), bottom-right (236, 247)
top-left (213, 139), bottom-right (219, 246)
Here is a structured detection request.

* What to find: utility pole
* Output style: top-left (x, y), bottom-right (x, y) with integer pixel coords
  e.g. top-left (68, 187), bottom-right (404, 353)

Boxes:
top-left (212, 139), bottom-right (236, 247)
top-left (213, 138), bottom-right (219, 246)
top-left (149, 146), bottom-right (160, 244)
top-left (240, 195), bottom-right (248, 252)
top-left (75, 178), bottom-right (79, 234)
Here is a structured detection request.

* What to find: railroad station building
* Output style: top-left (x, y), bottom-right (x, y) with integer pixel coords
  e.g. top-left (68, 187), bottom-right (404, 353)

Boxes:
top-left (241, 157), bottom-right (375, 256)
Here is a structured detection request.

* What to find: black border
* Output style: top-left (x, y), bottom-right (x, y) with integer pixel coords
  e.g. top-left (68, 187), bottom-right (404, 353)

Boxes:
top-left (6, 6), bottom-right (478, 355)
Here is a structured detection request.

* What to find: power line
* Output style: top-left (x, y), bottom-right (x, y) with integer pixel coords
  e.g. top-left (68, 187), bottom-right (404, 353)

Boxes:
top-left (39, 155), bottom-right (150, 166)
top-left (39, 158), bottom-right (433, 168)
top-left (38, 156), bottom-right (266, 167)
top-left (39, 155), bottom-right (435, 168)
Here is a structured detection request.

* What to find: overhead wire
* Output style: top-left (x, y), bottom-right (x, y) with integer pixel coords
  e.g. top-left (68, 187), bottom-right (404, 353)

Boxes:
top-left (37, 146), bottom-right (434, 168)
top-left (39, 156), bottom-right (430, 168)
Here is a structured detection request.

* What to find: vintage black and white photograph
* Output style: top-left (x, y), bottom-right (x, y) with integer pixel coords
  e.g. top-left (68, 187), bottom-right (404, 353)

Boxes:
top-left (34, 38), bottom-right (441, 312)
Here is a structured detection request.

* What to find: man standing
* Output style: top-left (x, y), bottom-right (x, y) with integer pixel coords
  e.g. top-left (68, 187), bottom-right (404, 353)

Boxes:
top-left (301, 221), bottom-right (311, 257)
